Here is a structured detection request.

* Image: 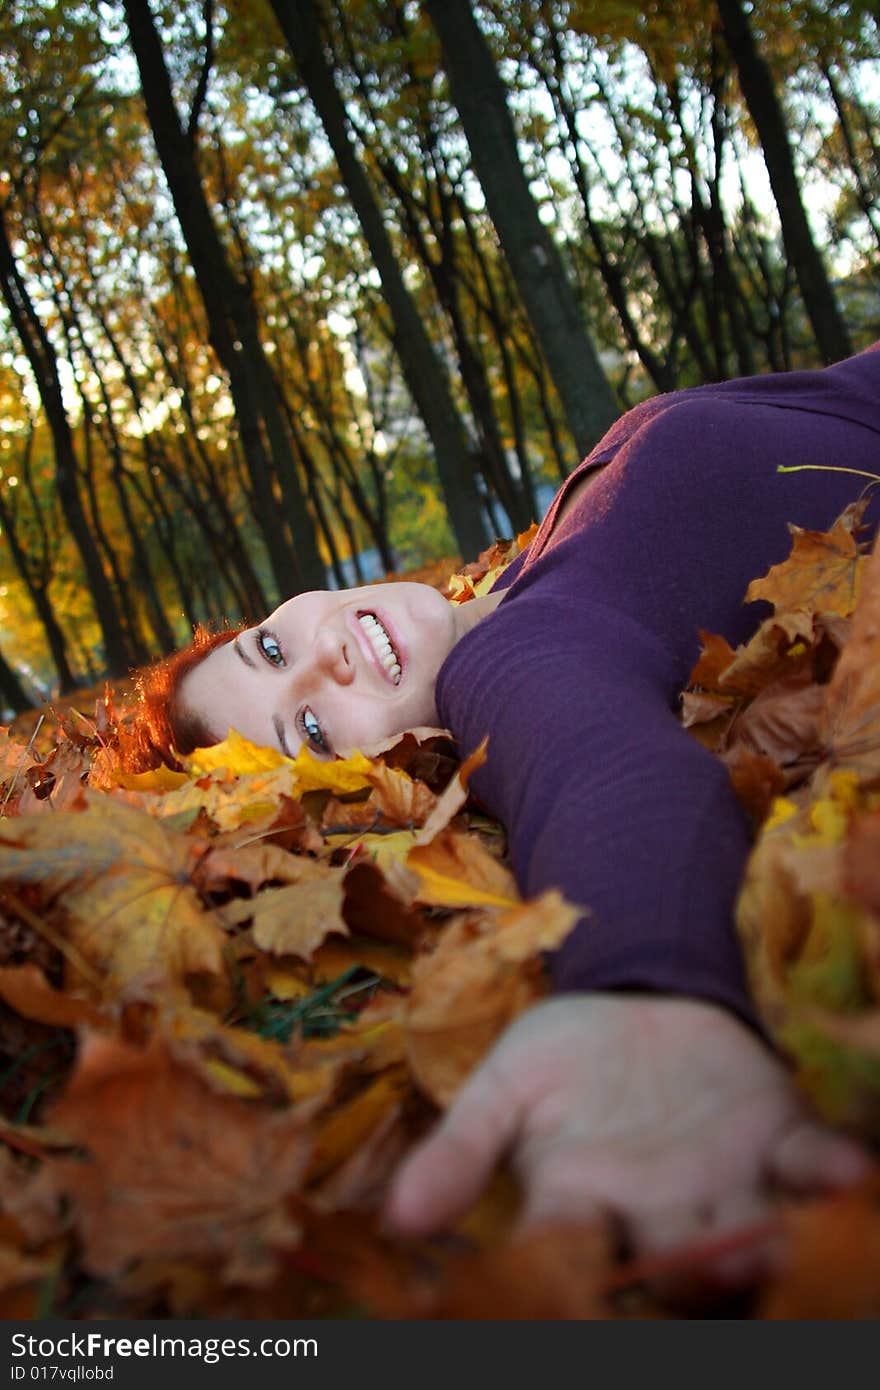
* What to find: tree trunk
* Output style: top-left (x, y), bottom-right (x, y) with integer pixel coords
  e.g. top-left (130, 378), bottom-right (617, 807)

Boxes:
top-left (0, 502), bottom-right (78, 692)
top-left (122, 0), bottom-right (326, 597)
top-left (0, 205), bottom-right (134, 676)
top-left (268, 0), bottom-right (489, 562)
top-left (0, 643), bottom-right (31, 715)
top-left (715, 0), bottom-right (852, 363)
top-left (424, 0), bottom-right (618, 458)
top-left (43, 257), bottom-right (178, 656)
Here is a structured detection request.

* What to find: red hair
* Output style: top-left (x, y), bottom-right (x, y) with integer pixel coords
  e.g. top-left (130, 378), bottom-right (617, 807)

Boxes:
top-left (119, 625), bottom-right (244, 773)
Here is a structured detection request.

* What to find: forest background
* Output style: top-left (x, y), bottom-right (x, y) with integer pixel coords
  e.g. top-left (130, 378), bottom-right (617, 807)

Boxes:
top-left (0, 0), bottom-right (878, 711)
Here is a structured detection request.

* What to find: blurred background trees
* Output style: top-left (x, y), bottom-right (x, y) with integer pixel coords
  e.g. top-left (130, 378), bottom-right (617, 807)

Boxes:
top-left (0, 0), bottom-right (877, 699)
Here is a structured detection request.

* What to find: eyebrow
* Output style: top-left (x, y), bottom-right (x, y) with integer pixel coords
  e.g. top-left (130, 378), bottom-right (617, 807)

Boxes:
top-left (233, 635), bottom-right (257, 669)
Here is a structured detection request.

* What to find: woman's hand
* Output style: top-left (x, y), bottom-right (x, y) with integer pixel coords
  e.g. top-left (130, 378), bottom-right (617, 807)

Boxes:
top-left (385, 994), bottom-right (871, 1272)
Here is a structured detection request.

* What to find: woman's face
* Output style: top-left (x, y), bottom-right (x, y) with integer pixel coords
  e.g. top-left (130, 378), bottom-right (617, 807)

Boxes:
top-left (177, 582), bottom-right (464, 759)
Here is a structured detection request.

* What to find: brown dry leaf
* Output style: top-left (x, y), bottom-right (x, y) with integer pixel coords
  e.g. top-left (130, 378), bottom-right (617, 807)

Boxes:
top-left (842, 811), bottom-right (880, 921)
top-left (197, 839), bottom-right (326, 895)
top-left (821, 535), bottom-right (880, 785)
top-left (759, 1178), bottom-right (880, 1318)
top-left (680, 689), bottom-right (735, 735)
top-left (720, 614), bottom-right (815, 694)
top-left (0, 799), bottom-right (227, 1003)
top-left (279, 1202), bottom-right (448, 1319)
top-left (363, 762), bottom-right (438, 827)
top-left (224, 871), bottom-right (349, 961)
top-left (426, 1222), bottom-right (613, 1319)
top-left (747, 502), bottom-right (869, 618)
top-left (17, 741), bottom-right (90, 817)
top-left (0, 1243), bottom-right (56, 1297)
top-left (721, 661), bottom-right (826, 798)
top-left (33, 1031), bottom-right (316, 1282)
top-left (407, 827), bottom-right (519, 909)
top-left (0, 964), bottom-right (106, 1031)
top-left (366, 728), bottom-right (460, 791)
top-left (688, 630), bottom-right (740, 691)
top-left (342, 859), bottom-right (429, 947)
top-left (0, 728), bottom-right (31, 784)
top-left (723, 745), bottom-right (787, 824)
top-left (405, 891), bottom-right (580, 1105)
top-left (414, 738), bottom-right (489, 845)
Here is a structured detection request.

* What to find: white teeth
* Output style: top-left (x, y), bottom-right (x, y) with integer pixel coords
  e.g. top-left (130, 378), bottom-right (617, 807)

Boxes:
top-left (358, 612), bottom-right (401, 684)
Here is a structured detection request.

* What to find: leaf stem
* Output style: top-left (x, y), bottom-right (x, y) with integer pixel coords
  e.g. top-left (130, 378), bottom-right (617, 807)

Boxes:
top-left (777, 464), bottom-right (880, 483)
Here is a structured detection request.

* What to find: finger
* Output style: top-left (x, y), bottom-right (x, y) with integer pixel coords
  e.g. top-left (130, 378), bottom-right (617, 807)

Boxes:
top-left (768, 1122), bottom-right (874, 1194)
top-left (383, 1061), bottom-right (521, 1235)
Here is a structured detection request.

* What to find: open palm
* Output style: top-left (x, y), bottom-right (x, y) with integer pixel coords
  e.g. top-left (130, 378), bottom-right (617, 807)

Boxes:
top-left (386, 994), bottom-right (871, 1272)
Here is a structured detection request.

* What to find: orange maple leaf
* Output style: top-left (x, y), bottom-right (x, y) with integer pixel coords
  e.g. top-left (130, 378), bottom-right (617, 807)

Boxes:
top-left (30, 1032), bottom-right (317, 1282)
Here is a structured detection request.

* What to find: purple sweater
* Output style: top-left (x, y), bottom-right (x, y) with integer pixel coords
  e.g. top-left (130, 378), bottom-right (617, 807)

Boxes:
top-left (436, 345), bottom-right (880, 1028)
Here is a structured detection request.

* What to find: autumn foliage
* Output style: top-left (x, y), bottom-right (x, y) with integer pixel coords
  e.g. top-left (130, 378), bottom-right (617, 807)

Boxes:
top-left (3, 516), bottom-right (880, 1319)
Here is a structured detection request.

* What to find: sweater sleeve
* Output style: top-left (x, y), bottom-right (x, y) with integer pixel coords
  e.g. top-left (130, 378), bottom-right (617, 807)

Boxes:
top-left (436, 376), bottom-right (880, 1030)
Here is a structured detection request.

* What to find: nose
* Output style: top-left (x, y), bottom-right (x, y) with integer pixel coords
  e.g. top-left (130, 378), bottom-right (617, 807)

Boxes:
top-left (311, 628), bottom-right (355, 686)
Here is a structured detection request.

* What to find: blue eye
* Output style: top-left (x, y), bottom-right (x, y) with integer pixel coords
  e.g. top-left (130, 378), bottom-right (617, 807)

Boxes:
top-left (297, 706), bottom-right (330, 756)
top-left (257, 628), bottom-right (284, 666)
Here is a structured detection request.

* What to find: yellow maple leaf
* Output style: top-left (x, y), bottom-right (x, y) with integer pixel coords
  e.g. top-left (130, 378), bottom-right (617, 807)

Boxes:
top-left (184, 730), bottom-right (375, 798)
top-left (306, 1068), bottom-right (409, 1183)
top-left (152, 766), bottom-right (295, 832)
top-left (292, 746), bottom-right (375, 794)
top-left (114, 765), bottom-right (189, 793)
top-left (183, 729), bottom-right (289, 775)
top-left (0, 797), bottom-right (226, 1002)
top-left (407, 828), bottom-right (519, 909)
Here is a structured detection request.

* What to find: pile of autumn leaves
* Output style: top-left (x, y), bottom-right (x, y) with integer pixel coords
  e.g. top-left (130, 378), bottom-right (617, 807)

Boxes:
top-left (2, 516), bottom-right (880, 1319)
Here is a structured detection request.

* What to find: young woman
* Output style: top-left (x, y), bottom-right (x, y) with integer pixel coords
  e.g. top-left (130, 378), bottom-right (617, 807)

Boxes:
top-left (138, 345), bottom-right (880, 1273)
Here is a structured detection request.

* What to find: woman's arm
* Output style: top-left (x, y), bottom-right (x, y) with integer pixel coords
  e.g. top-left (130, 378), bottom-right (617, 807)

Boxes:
top-left (392, 371), bottom-right (880, 1258)
top-left (438, 389), bottom-right (880, 1017)
top-left (385, 993), bottom-right (871, 1270)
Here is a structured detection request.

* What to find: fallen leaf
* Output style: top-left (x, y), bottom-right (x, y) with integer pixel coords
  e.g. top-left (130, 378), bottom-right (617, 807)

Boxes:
top-left (363, 762), bottom-right (438, 826)
top-left (407, 828), bottom-right (519, 909)
top-left (225, 872), bottom-right (349, 961)
top-left (183, 730), bottom-right (290, 776)
top-left (746, 504), bottom-right (868, 618)
top-left (405, 891), bottom-right (579, 1105)
top-left (821, 536), bottom-right (880, 785)
top-left (759, 1178), bottom-right (880, 1318)
top-left (306, 1068), bottom-right (410, 1184)
top-left (0, 798), bottom-right (227, 1002)
top-left (425, 1221), bottom-right (613, 1319)
top-left (342, 860), bottom-right (428, 947)
top-left (18, 741), bottom-right (90, 816)
top-left (842, 811), bottom-right (880, 921)
top-left (414, 738), bottom-right (489, 845)
top-left (32, 1031), bottom-right (316, 1282)
top-left (0, 964), bottom-right (106, 1031)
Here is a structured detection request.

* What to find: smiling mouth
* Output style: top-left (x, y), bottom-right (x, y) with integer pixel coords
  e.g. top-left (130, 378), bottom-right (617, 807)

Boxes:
top-left (357, 611), bottom-right (402, 685)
